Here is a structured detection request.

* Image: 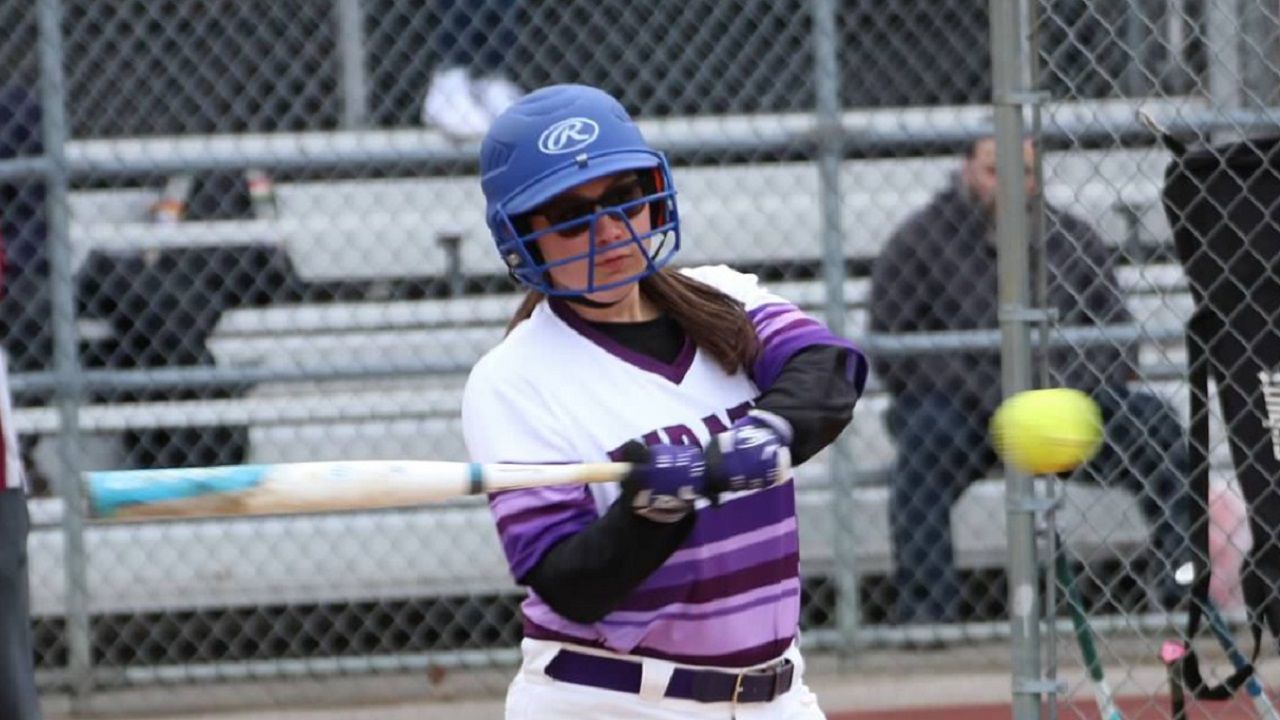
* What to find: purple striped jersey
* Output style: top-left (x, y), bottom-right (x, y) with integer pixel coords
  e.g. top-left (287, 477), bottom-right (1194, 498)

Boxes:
top-left (462, 265), bottom-right (863, 667)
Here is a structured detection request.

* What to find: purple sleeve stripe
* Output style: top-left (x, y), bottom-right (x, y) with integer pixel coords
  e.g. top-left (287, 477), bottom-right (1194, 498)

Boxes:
top-left (747, 301), bottom-right (795, 322)
top-left (503, 520), bottom-right (589, 582)
top-left (757, 316), bottom-right (819, 347)
top-left (493, 501), bottom-right (589, 538)
top-left (751, 304), bottom-right (806, 331)
top-left (752, 328), bottom-right (857, 390)
top-left (620, 552), bottom-right (800, 611)
top-left (489, 485), bottom-right (590, 519)
top-left (752, 308), bottom-right (813, 343)
top-left (600, 583), bottom-right (801, 627)
top-left (489, 486), bottom-right (597, 581)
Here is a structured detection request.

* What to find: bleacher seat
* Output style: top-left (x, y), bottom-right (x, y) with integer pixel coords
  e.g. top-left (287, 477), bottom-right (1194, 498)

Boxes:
top-left (63, 148), bottom-right (1173, 281)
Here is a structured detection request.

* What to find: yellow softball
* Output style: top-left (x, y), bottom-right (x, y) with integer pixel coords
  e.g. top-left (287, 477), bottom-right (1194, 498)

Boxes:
top-left (990, 388), bottom-right (1103, 475)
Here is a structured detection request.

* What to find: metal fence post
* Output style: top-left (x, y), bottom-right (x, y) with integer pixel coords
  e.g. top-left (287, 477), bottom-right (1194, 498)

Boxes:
top-left (1207, 0), bottom-right (1243, 113)
top-left (335, 0), bottom-right (369, 128)
top-left (1240, 0), bottom-right (1280, 107)
top-left (990, 1), bottom-right (1042, 718)
top-left (36, 0), bottom-right (92, 707)
top-left (811, 0), bottom-right (860, 661)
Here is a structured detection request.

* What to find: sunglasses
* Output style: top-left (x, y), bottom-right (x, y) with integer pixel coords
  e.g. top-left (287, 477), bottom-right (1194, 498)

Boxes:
top-left (531, 178), bottom-right (649, 231)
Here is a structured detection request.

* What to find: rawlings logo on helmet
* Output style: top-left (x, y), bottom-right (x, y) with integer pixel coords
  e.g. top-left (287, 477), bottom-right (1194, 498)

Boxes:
top-left (538, 117), bottom-right (600, 155)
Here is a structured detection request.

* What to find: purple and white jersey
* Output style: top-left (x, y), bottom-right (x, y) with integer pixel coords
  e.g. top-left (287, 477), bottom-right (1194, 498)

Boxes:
top-left (463, 265), bottom-right (858, 667)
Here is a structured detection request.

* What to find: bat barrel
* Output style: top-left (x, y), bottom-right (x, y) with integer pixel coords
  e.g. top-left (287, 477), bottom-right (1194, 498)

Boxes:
top-left (87, 465), bottom-right (272, 518)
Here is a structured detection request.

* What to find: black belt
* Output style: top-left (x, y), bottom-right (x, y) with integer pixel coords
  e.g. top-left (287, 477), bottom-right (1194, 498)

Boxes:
top-left (544, 648), bottom-right (795, 704)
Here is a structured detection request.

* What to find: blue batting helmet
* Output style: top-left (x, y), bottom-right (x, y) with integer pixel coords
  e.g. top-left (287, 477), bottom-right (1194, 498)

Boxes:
top-left (479, 84), bottom-right (680, 295)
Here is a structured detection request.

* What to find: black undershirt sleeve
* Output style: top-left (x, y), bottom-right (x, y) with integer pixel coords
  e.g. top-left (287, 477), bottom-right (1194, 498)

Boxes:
top-left (754, 344), bottom-right (860, 465)
top-left (522, 315), bottom-right (858, 623)
top-left (520, 498), bottom-right (696, 624)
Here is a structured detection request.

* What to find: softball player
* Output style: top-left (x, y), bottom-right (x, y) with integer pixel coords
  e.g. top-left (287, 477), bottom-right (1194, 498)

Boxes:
top-left (463, 84), bottom-right (866, 719)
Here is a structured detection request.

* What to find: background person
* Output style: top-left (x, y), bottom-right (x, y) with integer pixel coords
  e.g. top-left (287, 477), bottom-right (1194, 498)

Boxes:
top-left (869, 135), bottom-right (1189, 627)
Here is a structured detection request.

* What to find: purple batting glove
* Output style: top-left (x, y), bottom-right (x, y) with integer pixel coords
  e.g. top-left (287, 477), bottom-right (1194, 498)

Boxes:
top-left (705, 410), bottom-right (794, 495)
top-left (619, 442), bottom-right (708, 523)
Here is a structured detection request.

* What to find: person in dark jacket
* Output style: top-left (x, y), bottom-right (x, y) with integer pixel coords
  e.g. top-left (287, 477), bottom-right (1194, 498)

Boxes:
top-left (869, 136), bottom-right (1188, 625)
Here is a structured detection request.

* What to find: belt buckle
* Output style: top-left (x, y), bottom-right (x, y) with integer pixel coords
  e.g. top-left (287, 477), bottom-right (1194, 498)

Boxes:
top-left (732, 660), bottom-right (787, 704)
top-left (730, 669), bottom-right (748, 704)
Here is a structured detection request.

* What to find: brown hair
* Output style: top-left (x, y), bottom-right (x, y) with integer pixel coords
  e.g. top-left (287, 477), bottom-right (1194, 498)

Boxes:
top-left (505, 268), bottom-right (759, 375)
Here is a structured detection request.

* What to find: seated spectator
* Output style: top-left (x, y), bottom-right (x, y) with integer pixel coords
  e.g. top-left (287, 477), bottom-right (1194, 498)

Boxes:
top-left (73, 169), bottom-right (305, 470)
top-left (121, 170), bottom-right (303, 469)
top-left (869, 135), bottom-right (1189, 626)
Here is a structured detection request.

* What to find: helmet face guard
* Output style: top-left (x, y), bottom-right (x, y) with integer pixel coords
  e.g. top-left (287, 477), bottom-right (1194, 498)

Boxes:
top-left (480, 85), bottom-right (683, 296)
top-left (490, 158), bottom-right (680, 296)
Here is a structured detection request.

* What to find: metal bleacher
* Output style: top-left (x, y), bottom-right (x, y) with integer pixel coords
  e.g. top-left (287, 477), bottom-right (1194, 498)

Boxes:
top-left (24, 100), bottom-right (1206, 622)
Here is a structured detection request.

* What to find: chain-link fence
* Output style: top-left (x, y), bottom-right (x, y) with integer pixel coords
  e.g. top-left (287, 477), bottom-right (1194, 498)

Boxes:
top-left (1029, 1), bottom-right (1280, 718)
top-left (2, 0), bottom-right (1279, 716)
